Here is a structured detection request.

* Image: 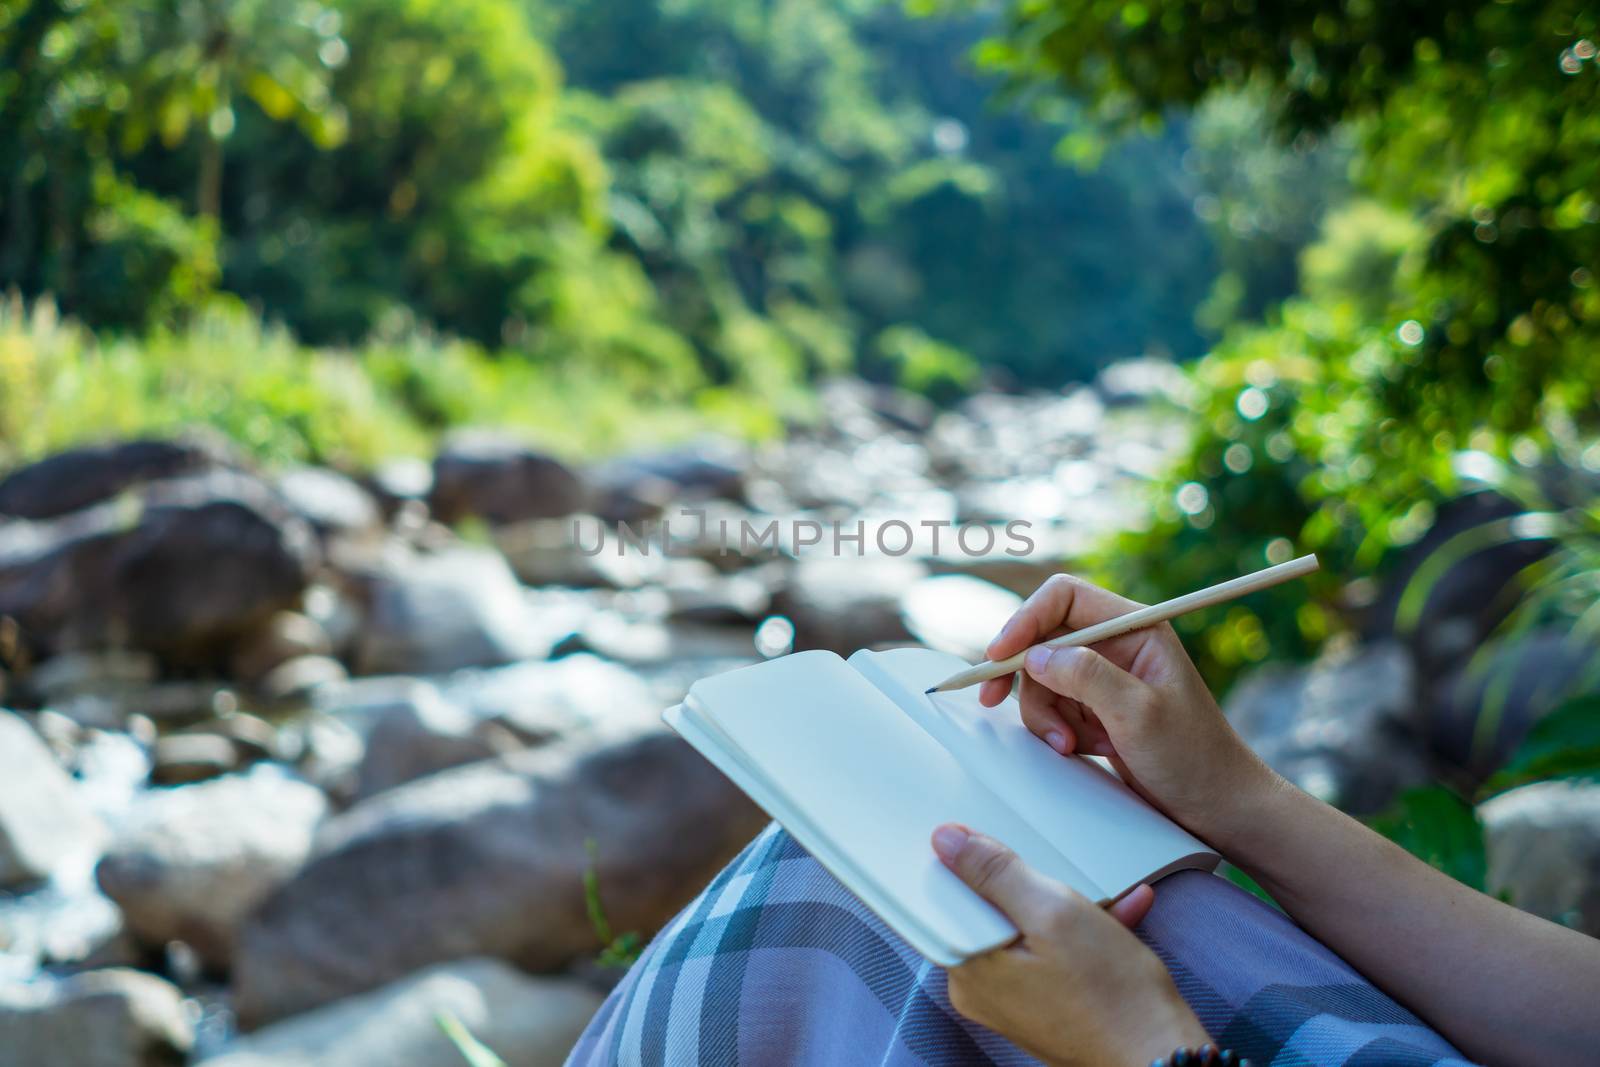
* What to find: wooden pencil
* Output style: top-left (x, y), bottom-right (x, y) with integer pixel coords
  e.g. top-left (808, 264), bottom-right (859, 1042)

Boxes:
top-left (924, 553), bottom-right (1320, 693)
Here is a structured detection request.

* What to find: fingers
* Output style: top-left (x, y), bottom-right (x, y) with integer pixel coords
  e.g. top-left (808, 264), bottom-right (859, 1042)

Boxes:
top-left (985, 574), bottom-right (1144, 662)
top-left (931, 824), bottom-right (1076, 932)
top-left (1107, 883), bottom-right (1155, 929)
top-left (977, 675), bottom-right (1013, 708)
top-left (1016, 681), bottom-right (1076, 754)
top-left (1021, 645), bottom-right (1153, 732)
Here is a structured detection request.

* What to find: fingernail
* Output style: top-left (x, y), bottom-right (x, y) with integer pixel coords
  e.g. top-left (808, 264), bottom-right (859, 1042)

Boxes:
top-left (1024, 645), bottom-right (1052, 674)
top-left (932, 824), bottom-right (970, 862)
top-left (1045, 730), bottom-right (1067, 754)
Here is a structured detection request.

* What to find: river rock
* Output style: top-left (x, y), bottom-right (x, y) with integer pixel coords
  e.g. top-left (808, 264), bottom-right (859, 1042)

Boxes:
top-left (443, 654), bottom-right (658, 745)
top-left (354, 682), bottom-right (518, 801)
top-left (586, 440), bottom-right (747, 522)
top-left (0, 435), bottom-right (233, 520)
top-left (1425, 629), bottom-right (1595, 783)
top-left (230, 612), bottom-right (332, 683)
top-left (772, 556), bottom-right (927, 654)
top-left (429, 432), bottom-right (585, 527)
top-left (255, 655), bottom-right (348, 706)
top-left (351, 545), bottom-right (550, 675)
top-left (0, 968), bottom-right (193, 1067)
top-left (0, 709), bottom-right (106, 888)
top-left (95, 770), bottom-right (328, 971)
top-left (0, 470), bottom-right (317, 666)
top-left (232, 726), bottom-right (765, 1026)
top-left (1481, 779), bottom-right (1600, 936)
top-left (899, 573), bottom-right (1022, 661)
top-left (202, 958), bottom-right (601, 1067)
top-left (275, 467), bottom-right (380, 538)
top-left (1224, 640), bottom-right (1431, 815)
top-left (149, 733), bottom-right (240, 785)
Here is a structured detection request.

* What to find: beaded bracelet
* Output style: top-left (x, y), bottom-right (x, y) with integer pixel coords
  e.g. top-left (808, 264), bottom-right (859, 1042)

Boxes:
top-left (1149, 1045), bottom-right (1252, 1067)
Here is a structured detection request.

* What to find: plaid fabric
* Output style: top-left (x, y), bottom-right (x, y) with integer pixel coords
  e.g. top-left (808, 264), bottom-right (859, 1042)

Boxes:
top-left (567, 824), bottom-right (1476, 1067)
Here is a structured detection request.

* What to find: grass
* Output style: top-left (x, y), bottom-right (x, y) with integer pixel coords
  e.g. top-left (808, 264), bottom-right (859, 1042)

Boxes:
top-left (0, 293), bottom-right (788, 472)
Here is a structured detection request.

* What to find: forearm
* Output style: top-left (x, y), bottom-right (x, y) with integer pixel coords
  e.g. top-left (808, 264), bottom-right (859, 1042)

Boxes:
top-left (1206, 774), bottom-right (1600, 1066)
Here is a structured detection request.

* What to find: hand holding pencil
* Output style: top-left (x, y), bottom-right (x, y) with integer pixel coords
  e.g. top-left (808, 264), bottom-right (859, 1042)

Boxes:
top-left (938, 561), bottom-right (1313, 844)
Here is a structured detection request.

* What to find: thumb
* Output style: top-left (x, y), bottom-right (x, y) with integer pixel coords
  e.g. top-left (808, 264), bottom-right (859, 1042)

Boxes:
top-left (931, 824), bottom-right (1068, 932)
top-left (1023, 645), bottom-right (1152, 729)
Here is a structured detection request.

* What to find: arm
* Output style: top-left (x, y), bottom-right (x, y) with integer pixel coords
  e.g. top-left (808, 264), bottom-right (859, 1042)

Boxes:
top-left (977, 573), bottom-right (1600, 1067)
top-left (1209, 774), bottom-right (1600, 1067)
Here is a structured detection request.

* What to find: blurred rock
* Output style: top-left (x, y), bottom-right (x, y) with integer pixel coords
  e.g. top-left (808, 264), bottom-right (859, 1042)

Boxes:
top-left (1224, 640), bottom-right (1431, 815)
top-left (586, 440), bottom-right (747, 523)
top-left (354, 682), bottom-right (518, 801)
top-left (0, 709), bottom-right (106, 888)
top-left (149, 733), bottom-right (239, 786)
top-left (1366, 491), bottom-right (1556, 672)
top-left (1425, 628), bottom-right (1595, 783)
top-left (352, 546), bottom-right (551, 675)
top-left (444, 654), bottom-right (658, 745)
top-left (0, 470), bottom-right (317, 666)
top-left (1481, 779), bottom-right (1600, 937)
top-left (429, 433), bottom-right (585, 527)
top-left (364, 458), bottom-right (433, 518)
top-left (0, 434), bottom-right (233, 520)
top-left (275, 467), bottom-right (380, 538)
top-left (255, 655), bottom-right (348, 706)
top-left (27, 650), bottom-right (159, 707)
top-left (899, 574), bottom-right (1022, 661)
top-left (494, 516), bottom-right (670, 589)
top-left (96, 770), bottom-right (328, 971)
top-left (202, 958), bottom-right (601, 1067)
top-left (0, 968), bottom-right (193, 1067)
top-left (233, 727), bottom-right (765, 1026)
top-left (178, 712), bottom-right (281, 765)
top-left (773, 556), bottom-right (927, 654)
top-left (230, 611), bottom-right (332, 684)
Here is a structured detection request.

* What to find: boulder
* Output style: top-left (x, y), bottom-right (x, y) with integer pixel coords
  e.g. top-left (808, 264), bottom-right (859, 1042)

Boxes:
top-left (1425, 629), bottom-right (1595, 783)
top-left (442, 654), bottom-right (658, 745)
top-left (229, 611), bottom-right (332, 684)
top-left (1224, 640), bottom-right (1431, 815)
top-left (255, 655), bottom-right (348, 706)
top-left (429, 433), bottom-right (585, 527)
top-left (772, 556), bottom-right (927, 654)
top-left (899, 574), bottom-right (1021, 662)
top-left (354, 682), bottom-right (518, 801)
top-left (0, 470), bottom-right (317, 666)
top-left (275, 467), bottom-right (380, 538)
top-left (0, 709), bottom-right (106, 888)
top-left (1365, 490), bottom-right (1556, 671)
top-left (149, 733), bottom-right (239, 786)
top-left (351, 546), bottom-right (551, 675)
top-left (201, 958), bottom-right (602, 1067)
top-left (95, 770), bottom-right (327, 971)
top-left (233, 726), bottom-right (765, 1026)
top-left (0, 434), bottom-right (232, 520)
top-left (0, 968), bottom-right (193, 1067)
top-left (1481, 779), bottom-right (1600, 937)
top-left (586, 440), bottom-right (747, 522)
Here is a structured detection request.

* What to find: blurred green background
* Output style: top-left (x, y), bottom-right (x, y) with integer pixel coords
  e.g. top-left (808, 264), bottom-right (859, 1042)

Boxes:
top-left (3, 0), bottom-right (1599, 898)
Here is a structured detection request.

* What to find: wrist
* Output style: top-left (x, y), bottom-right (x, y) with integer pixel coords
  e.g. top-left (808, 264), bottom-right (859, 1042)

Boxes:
top-left (1189, 747), bottom-right (1291, 857)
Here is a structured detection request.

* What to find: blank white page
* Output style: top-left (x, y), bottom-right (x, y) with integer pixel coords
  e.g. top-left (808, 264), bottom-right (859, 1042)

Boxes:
top-left (849, 647), bottom-right (1217, 899)
top-left (684, 650), bottom-right (1100, 963)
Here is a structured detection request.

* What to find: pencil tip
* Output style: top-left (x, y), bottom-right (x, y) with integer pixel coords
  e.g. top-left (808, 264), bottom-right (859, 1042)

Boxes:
top-left (923, 686), bottom-right (937, 694)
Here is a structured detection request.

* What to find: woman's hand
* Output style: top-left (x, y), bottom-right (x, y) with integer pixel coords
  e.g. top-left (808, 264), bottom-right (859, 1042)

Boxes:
top-left (978, 573), bottom-right (1281, 845)
top-left (933, 823), bottom-right (1209, 1067)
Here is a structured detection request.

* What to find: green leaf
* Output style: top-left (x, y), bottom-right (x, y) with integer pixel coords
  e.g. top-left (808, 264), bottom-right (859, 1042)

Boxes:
top-left (434, 1010), bottom-right (508, 1067)
top-left (1483, 694), bottom-right (1600, 797)
top-left (1366, 787), bottom-right (1486, 890)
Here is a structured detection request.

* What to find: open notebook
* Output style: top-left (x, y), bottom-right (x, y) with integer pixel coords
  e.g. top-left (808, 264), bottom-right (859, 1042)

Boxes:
top-left (665, 647), bottom-right (1218, 966)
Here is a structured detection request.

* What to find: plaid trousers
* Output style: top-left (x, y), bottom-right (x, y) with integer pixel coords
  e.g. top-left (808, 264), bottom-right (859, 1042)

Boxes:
top-left (568, 824), bottom-right (1476, 1066)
